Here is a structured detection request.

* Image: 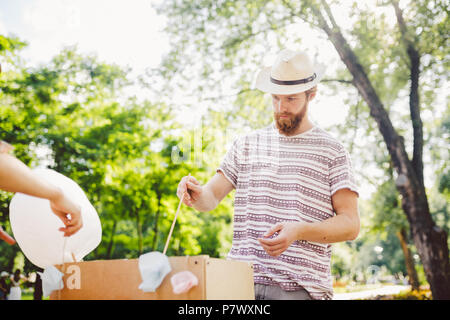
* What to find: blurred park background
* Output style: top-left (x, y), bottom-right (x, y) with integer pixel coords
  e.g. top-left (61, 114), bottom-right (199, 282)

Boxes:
top-left (0, 0), bottom-right (448, 300)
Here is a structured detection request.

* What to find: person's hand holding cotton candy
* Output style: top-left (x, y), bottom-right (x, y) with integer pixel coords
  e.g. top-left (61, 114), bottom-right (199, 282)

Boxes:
top-left (9, 168), bottom-right (101, 269)
top-left (48, 187), bottom-right (83, 237)
top-left (0, 150), bottom-right (83, 237)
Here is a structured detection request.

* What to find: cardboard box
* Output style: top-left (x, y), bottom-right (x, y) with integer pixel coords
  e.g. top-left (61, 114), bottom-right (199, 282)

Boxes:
top-left (50, 255), bottom-right (254, 300)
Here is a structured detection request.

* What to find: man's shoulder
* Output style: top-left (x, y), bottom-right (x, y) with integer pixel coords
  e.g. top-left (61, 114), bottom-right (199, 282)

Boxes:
top-left (310, 127), bottom-right (347, 154)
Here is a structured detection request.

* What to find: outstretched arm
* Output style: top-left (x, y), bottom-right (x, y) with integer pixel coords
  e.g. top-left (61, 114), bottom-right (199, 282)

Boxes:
top-left (0, 153), bottom-right (83, 236)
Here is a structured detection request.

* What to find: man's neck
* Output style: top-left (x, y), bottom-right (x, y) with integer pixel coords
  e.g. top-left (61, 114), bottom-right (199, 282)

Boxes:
top-left (279, 118), bottom-right (314, 137)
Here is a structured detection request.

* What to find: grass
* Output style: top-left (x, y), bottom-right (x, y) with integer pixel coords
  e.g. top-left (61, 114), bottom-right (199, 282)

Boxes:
top-left (333, 281), bottom-right (433, 300)
top-left (12, 289), bottom-right (49, 300)
top-left (333, 283), bottom-right (387, 294)
top-left (365, 288), bottom-right (432, 300)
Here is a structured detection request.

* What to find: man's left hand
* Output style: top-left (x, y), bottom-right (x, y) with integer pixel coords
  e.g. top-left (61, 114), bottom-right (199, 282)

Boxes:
top-left (258, 222), bottom-right (302, 257)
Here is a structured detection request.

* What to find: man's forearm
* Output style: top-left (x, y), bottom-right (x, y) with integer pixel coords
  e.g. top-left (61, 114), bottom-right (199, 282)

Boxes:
top-left (190, 185), bottom-right (219, 212)
top-left (296, 213), bottom-right (360, 244)
top-left (0, 154), bottom-right (61, 201)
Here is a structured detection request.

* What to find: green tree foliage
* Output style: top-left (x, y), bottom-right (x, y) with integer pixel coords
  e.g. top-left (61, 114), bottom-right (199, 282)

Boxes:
top-left (0, 35), bottom-right (234, 278)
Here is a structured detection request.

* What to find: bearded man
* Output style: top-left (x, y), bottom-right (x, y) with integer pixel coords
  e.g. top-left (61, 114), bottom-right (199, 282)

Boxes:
top-left (177, 49), bottom-right (359, 300)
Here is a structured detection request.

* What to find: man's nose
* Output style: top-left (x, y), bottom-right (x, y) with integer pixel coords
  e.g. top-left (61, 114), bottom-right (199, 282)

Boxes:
top-left (276, 99), bottom-right (288, 113)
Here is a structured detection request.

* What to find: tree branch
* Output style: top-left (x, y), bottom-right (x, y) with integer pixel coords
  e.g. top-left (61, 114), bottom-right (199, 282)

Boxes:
top-left (320, 0), bottom-right (339, 30)
top-left (321, 78), bottom-right (353, 85)
top-left (221, 7), bottom-right (297, 51)
top-left (392, 0), bottom-right (424, 186)
top-left (202, 88), bottom-right (252, 101)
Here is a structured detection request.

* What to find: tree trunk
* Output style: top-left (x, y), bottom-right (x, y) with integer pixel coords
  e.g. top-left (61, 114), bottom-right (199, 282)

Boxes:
top-left (392, 0), bottom-right (424, 186)
top-left (396, 228), bottom-right (420, 291)
top-left (398, 187), bottom-right (450, 299)
top-left (106, 219), bottom-right (117, 259)
top-left (309, 1), bottom-right (450, 299)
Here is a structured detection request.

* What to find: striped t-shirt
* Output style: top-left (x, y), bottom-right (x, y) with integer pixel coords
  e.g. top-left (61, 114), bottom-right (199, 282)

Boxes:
top-left (217, 123), bottom-right (358, 300)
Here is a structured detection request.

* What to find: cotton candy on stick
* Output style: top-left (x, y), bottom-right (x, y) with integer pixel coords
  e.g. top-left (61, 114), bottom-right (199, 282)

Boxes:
top-left (138, 177), bottom-right (188, 292)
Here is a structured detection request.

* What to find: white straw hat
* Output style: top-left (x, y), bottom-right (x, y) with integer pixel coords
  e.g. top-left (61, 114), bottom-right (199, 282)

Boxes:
top-left (255, 49), bottom-right (325, 95)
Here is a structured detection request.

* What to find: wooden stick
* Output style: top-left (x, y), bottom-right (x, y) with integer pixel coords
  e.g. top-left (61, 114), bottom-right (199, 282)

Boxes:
top-left (163, 192), bottom-right (185, 255)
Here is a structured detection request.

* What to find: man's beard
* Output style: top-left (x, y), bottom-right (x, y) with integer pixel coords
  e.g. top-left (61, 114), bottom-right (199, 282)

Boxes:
top-left (274, 103), bottom-right (308, 136)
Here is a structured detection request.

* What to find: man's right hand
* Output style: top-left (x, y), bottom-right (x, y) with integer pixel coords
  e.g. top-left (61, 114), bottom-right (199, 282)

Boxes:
top-left (177, 175), bottom-right (203, 207)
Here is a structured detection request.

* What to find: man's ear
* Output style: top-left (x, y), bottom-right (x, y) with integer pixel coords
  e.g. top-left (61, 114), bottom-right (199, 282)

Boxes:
top-left (308, 91), bottom-right (316, 101)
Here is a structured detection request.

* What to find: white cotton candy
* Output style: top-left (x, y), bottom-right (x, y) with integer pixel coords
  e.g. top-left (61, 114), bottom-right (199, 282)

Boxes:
top-left (9, 168), bottom-right (102, 269)
top-left (138, 251), bottom-right (171, 292)
top-left (37, 266), bottom-right (64, 298)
